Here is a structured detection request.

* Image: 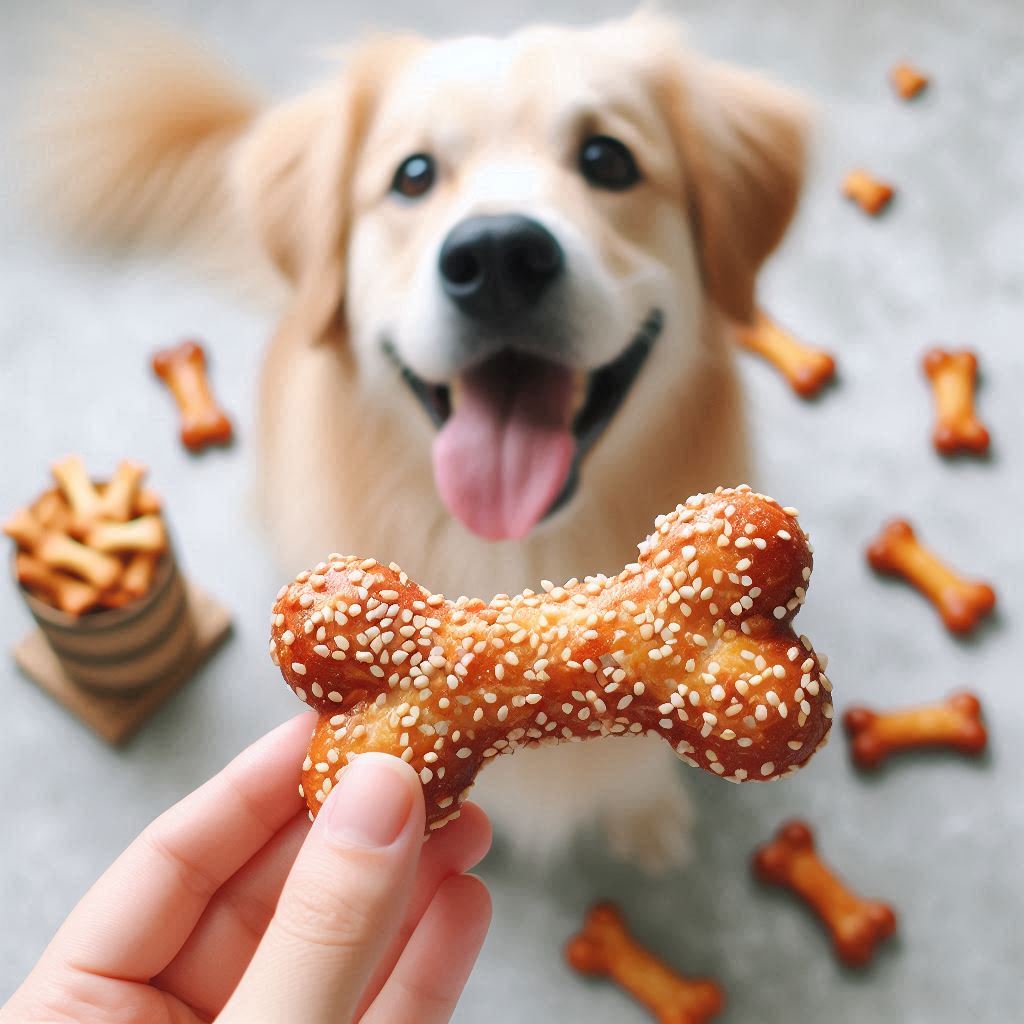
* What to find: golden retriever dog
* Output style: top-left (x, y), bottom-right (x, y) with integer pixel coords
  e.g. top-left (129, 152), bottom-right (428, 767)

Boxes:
top-left (35, 12), bottom-right (808, 870)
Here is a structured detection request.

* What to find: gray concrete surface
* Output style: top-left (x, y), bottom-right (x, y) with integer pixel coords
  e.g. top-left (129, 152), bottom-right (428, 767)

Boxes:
top-left (1, 1), bottom-right (1022, 1021)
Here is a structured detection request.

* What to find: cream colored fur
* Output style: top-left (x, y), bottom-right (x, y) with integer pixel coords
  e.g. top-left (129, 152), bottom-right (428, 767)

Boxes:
top-left (30, 12), bottom-right (808, 871)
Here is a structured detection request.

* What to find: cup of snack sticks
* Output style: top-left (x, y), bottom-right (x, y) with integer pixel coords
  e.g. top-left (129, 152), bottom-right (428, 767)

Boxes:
top-left (5, 457), bottom-right (195, 694)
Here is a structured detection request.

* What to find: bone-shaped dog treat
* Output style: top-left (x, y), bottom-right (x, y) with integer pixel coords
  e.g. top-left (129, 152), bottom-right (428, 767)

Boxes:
top-left (842, 169), bottom-right (895, 216)
top-left (33, 490), bottom-right (71, 533)
top-left (922, 348), bottom-right (990, 456)
top-left (121, 551), bottom-right (161, 599)
top-left (134, 488), bottom-right (163, 517)
top-left (752, 820), bottom-right (897, 967)
top-left (85, 514), bottom-right (167, 554)
top-left (565, 903), bottom-right (724, 1024)
top-left (16, 552), bottom-right (101, 616)
top-left (152, 340), bottom-right (233, 452)
top-left (890, 61), bottom-right (929, 99)
top-left (843, 690), bottom-right (986, 769)
top-left (4, 508), bottom-right (122, 591)
top-left (734, 311), bottom-right (836, 398)
top-left (866, 519), bottom-right (995, 634)
top-left (270, 487), bottom-right (833, 831)
top-left (96, 460), bottom-right (147, 522)
top-left (51, 455), bottom-right (102, 520)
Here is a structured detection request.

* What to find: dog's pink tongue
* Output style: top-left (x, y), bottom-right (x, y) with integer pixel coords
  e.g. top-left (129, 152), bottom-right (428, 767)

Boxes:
top-left (433, 355), bottom-right (575, 540)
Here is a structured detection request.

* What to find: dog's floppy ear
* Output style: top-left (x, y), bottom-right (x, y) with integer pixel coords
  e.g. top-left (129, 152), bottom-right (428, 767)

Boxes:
top-left (232, 36), bottom-right (423, 344)
top-left (655, 46), bottom-right (811, 324)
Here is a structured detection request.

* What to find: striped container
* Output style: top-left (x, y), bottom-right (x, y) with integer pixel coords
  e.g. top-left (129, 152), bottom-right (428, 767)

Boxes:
top-left (16, 548), bottom-right (196, 695)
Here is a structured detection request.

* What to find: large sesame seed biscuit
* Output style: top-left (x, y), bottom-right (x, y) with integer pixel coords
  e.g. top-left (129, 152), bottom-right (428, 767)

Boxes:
top-left (270, 486), bottom-right (833, 832)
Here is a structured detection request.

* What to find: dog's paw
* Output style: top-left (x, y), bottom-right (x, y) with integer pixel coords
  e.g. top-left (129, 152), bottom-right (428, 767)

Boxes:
top-left (603, 781), bottom-right (695, 875)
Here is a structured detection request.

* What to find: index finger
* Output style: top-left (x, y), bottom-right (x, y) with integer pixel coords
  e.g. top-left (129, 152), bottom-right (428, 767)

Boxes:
top-left (41, 711), bottom-right (316, 982)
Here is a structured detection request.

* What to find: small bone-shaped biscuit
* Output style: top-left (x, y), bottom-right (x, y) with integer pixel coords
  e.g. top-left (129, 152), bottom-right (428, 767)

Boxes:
top-left (32, 490), bottom-right (71, 533)
top-left (565, 903), bottom-right (725, 1024)
top-left (866, 519), bottom-right (995, 634)
top-left (890, 61), bottom-right (929, 99)
top-left (51, 455), bottom-right (102, 520)
top-left (16, 552), bottom-right (101, 616)
top-left (752, 820), bottom-right (897, 967)
top-left (121, 551), bottom-right (161, 599)
top-left (923, 348), bottom-right (990, 455)
top-left (734, 311), bottom-right (836, 398)
top-left (271, 487), bottom-right (833, 831)
top-left (4, 508), bottom-right (122, 590)
top-left (152, 340), bottom-right (233, 452)
top-left (96, 460), bottom-right (147, 522)
top-left (134, 488), bottom-right (163, 517)
top-left (842, 169), bottom-right (895, 215)
top-left (85, 514), bottom-right (167, 554)
top-left (843, 690), bottom-right (987, 769)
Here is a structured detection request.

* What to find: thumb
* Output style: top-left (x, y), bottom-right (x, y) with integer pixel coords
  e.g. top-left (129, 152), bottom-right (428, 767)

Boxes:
top-left (219, 753), bottom-right (426, 1024)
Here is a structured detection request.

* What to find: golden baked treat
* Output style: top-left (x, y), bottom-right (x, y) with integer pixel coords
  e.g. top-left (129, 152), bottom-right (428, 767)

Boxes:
top-left (866, 519), bottom-right (996, 634)
top-left (923, 348), bottom-right (990, 456)
top-left (842, 169), bottom-right (895, 215)
top-left (752, 820), bottom-right (897, 967)
top-left (152, 340), bottom-right (233, 452)
top-left (4, 457), bottom-right (168, 615)
top-left (843, 690), bottom-right (987, 769)
top-left (271, 486), bottom-right (833, 832)
top-left (733, 309), bottom-right (836, 398)
top-left (890, 61), bottom-right (929, 99)
top-left (566, 903), bottom-right (725, 1024)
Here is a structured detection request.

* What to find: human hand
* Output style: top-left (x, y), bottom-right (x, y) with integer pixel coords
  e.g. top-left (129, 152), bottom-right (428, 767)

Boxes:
top-left (2, 712), bottom-right (492, 1023)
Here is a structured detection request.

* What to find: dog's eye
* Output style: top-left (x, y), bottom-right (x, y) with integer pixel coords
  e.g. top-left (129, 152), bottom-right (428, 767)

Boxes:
top-left (391, 154), bottom-right (436, 199)
top-left (578, 135), bottom-right (641, 191)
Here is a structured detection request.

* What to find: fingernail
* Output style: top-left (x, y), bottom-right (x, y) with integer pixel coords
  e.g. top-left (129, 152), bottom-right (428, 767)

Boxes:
top-left (322, 754), bottom-right (415, 848)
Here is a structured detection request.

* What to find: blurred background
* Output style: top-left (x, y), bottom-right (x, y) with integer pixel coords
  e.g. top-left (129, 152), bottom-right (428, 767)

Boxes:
top-left (1, 1), bottom-right (1022, 1021)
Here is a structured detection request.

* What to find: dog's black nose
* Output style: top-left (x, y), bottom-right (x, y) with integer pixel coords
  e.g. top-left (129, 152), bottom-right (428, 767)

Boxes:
top-left (439, 214), bottom-right (564, 321)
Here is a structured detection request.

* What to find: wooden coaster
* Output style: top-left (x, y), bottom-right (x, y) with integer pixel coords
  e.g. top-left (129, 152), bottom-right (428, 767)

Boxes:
top-left (13, 581), bottom-right (232, 745)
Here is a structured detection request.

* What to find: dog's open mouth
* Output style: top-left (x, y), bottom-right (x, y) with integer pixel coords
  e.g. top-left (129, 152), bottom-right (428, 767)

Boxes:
top-left (384, 309), bottom-right (663, 540)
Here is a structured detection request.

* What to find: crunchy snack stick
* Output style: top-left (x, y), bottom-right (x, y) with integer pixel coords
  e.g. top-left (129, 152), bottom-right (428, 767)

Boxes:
top-left (271, 487), bottom-right (833, 832)
top-left (96, 460), bottom-right (147, 521)
top-left (51, 455), bottom-right (102, 520)
top-left (842, 169), bottom-right (895, 216)
top-left (566, 903), bottom-right (724, 1024)
top-left (890, 61), bottom-right (929, 100)
top-left (15, 552), bottom-right (101, 616)
top-left (85, 514), bottom-right (167, 554)
top-left (734, 311), bottom-right (836, 398)
top-left (120, 551), bottom-right (161, 599)
top-left (4, 507), bottom-right (122, 590)
top-left (923, 349), bottom-right (990, 456)
top-left (134, 488), bottom-right (163, 517)
top-left (752, 820), bottom-right (897, 967)
top-left (152, 340), bottom-right (234, 452)
top-left (32, 490), bottom-right (71, 533)
top-left (843, 690), bottom-right (987, 769)
top-left (866, 519), bottom-right (996, 634)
